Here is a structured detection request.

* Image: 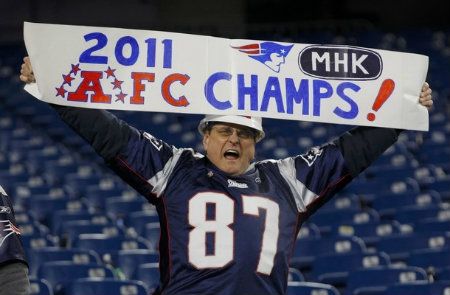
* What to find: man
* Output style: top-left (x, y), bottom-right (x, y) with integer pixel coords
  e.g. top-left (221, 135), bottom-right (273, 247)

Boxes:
top-left (0, 185), bottom-right (29, 295)
top-left (20, 57), bottom-right (433, 295)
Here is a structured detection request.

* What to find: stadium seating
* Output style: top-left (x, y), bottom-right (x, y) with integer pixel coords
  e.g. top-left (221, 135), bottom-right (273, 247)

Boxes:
top-left (66, 278), bottom-right (148, 295)
top-left (29, 278), bottom-right (54, 295)
top-left (1, 27), bottom-right (449, 295)
top-left (436, 267), bottom-right (450, 282)
top-left (72, 234), bottom-right (151, 263)
top-left (345, 266), bottom-right (428, 295)
top-left (291, 236), bottom-right (366, 272)
top-left (137, 263), bottom-right (160, 292)
top-left (375, 232), bottom-right (450, 261)
top-left (407, 247), bottom-right (450, 272)
top-left (37, 261), bottom-right (115, 295)
top-left (383, 281), bottom-right (450, 295)
top-left (117, 249), bottom-right (159, 280)
top-left (310, 251), bottom-right (391, 286)
top-left (27, 247), bottom-right (101, 277)
top-left (126, 210), bottom-right (160, 237)
top-left (287, 281), bottom-right (340, 295)
top-left (329, 221), bottom-right (402, 247)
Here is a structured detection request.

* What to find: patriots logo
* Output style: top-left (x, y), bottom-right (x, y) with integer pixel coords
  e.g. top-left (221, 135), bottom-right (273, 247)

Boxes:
top-left (300, 147), bottom-right (323, 167)
top-left (232, 42), bottom-right (294, 73)
top-left (0, 220), bottom-right (21, 248)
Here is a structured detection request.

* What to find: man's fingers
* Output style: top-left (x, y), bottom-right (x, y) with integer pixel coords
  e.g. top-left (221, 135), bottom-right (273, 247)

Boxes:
top-left (421, 88), bottom-right (432, 97)
top-left (19, 56), bottom-right (36, 83)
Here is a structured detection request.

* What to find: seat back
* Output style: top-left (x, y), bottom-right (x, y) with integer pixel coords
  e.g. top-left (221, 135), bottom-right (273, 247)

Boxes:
top-left (67, 278), bottom-right (148, 295)
top-left (37, 261), bottom-right (114, 294)
top-left (287, 281), bottom-right (339, 295)
top-left (345, 266), bottom-right (427, 295)
top-left (117, 249), bottom-right (159, 280)
top-left (27, 247), bottom-right (101, 277)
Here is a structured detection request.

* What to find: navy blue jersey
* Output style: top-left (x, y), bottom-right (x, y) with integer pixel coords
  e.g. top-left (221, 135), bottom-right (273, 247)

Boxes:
top-left (108, 131), bottom-right (351, 295)
top-left (53, 106), bottom-right (400, 295)
top-left (0, 185), bottom-right (27, 267)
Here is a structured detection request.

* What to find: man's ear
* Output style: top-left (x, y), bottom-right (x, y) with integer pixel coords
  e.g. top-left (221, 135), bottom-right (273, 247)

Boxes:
top-left (202, 133), bottom-right (209, 152)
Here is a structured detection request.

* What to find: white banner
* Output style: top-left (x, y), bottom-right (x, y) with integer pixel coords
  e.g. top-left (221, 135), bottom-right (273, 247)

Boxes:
top-left (24, 22), bottom-right (429, 131)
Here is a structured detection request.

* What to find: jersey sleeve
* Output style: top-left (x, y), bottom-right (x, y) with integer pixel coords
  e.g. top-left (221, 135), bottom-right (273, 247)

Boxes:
top-left (107, 131), bottom-right (200, 203)
top-left (276, 126), bottom-right (399, 215)
top-left (0, 186), bottom-right (27, 267)
top-left (276, 142), bottom-right (352, 215)
top-left (52, 105), bottom-right (199, 203)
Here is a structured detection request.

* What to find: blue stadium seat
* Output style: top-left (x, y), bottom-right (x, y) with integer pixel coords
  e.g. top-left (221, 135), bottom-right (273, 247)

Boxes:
top-left (137, 262), bottom-right (160, 292)
top-left (105, 196), bottom-right (150, 220)
top-left (407, 247), bottom-right (450, 272)
top-left (393, 204), bottom-right (442, 224)
top-left (287, 281), bottom-right (339, 295)
top-left (308, 208), bottom-right (379, 233)
top-left (37, 261), bottom-right (115, 295)
top-left (143, 222), bottom-right (160, 249)
top-left (29, 195), bottom-right (84, 223)
top-left (311, 252), bottom-right (391, 285)
top-left (288, 268), bottom-right (305, 282)
top-left (62, 220), bottom-right (123, 244)
top-left (20, 234), bottom-right (55, 249)
top-left (29, 278), bottom-right (54, 295)
top-left (320, 194), bottom-right (361, 211)
top-left (66, 278), bottom-right (148, 295)
top-left (73, 234), bottom-right (151, 262)
top-left (117, 249), bottom-right (159, 280)
top-left (436, 266), bottom-right (450, 282)
top-left (291, 236), bottom-right (366, 270)
top-left (421, 178), bottom-right (450, 201)
top-left (345, 266), bottom-right (428, 295)
top-left (126, 210), bottom-right (160, 236)
top-left (297, 222), bottom-right (321, 239)
top-left (83, 184), bottom-right (127, 212)
top-left (51, 210), bottom-right (110, 235)
top-left (375, 232), bottom-right (450, 261)
top-left (371, 191), bottom-right (441, 219)
top-left (383, 281), bottom-right (450, 295)
top-left (414, 218), bottom-right (450, 234)
top-left (27, 247), bottom-right (101, 277)
top-left (329, 221), bottom-right (402, 247)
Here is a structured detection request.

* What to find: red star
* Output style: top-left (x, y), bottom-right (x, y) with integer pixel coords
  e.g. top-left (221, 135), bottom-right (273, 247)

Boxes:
top-left (63, 74), bottom-right (75, 85)
top-left (105, 67), bottom-right (116, 78)
top-left (55, 86), bottom-right (66, 98)
top-left (111, 78), bottom-right (123, 90)
top-left (115, 92), bottom-right (127, 103)
top-left (71, 64), bottom-right (81, 75)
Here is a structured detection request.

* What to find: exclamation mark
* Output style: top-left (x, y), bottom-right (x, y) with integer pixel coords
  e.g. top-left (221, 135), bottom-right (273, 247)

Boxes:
top-left (367, 79), bottom-right (395, 122)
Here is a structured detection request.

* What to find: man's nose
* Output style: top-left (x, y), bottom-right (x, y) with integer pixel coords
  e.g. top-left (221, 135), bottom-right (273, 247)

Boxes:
top-left (228, 129), bottom-right (240, 143)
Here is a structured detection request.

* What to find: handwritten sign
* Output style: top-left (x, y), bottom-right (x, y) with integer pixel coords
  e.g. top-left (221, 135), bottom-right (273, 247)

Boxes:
top-left (24, 22), bottom-right (429, 130)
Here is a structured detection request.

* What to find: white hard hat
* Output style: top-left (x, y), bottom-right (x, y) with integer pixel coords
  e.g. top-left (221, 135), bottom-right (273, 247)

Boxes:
top-left (198, 115), bottom-right (265, 142)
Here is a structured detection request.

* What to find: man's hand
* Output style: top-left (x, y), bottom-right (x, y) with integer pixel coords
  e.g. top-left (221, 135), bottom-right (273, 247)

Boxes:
top-left (419, 82), bottom-right (433, 110)
top-left (19, 56), bottom-right (35, 84)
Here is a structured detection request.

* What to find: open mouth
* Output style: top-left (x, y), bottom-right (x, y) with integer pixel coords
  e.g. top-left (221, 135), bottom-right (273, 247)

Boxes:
top-left (224, 149), bottom-right (240, 160)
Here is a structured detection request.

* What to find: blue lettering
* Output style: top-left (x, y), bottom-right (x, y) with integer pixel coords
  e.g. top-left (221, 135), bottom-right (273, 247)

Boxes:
top-left (204, 72), bottom-right (232, 110)
top-left (260, 77), bottom-right (284, 112)
top-left (313, 80), bottom-right (333, 116)
top-left (237, 74), bottom-right (258, 110)
top-left (334, 82), bottom-right (360, 119)
top-left (286, 78), bottom-right (309, 115)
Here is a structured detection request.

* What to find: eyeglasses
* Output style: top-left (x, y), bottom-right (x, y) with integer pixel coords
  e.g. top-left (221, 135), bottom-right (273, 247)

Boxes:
top-left (211, 126), bottom-right (255, 140)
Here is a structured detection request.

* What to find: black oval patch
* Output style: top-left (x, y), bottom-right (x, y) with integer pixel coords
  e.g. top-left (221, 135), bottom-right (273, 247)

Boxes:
top-left (298, 45), bottom-right (382, 80)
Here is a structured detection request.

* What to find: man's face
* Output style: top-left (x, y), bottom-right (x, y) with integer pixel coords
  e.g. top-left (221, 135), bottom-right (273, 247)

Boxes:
top-left (202, 123), bottom-right (256, 176)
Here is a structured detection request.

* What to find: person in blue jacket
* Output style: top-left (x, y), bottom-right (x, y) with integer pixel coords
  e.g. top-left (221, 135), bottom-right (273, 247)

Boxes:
top-left (20, 56), bottom-right (433, 295)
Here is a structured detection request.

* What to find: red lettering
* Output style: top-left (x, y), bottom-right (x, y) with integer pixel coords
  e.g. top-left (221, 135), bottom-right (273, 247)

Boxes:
top-left (131, 72), bottom-right (155, 104)
top-left (161, 73), bottom-right (190, 107)
top-left (67, 71), bottom-right (111, 103)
